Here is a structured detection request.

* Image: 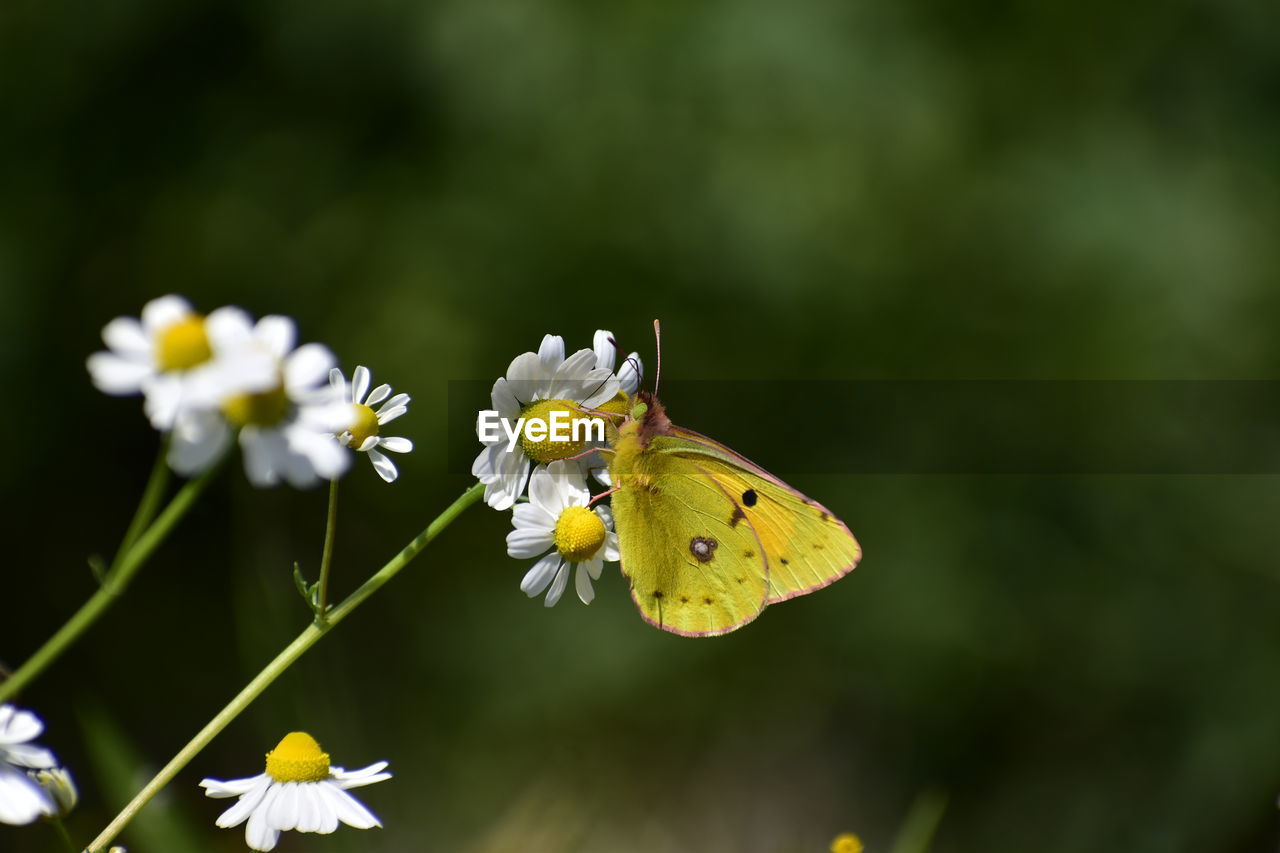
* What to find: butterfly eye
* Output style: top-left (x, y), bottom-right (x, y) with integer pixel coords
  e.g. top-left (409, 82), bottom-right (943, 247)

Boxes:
top-left (630, 402), bottom-right (648, 419)
top-left (741, 489), bottom-right (758, 507)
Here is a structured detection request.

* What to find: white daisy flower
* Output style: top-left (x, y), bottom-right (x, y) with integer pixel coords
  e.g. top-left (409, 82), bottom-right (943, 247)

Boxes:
top-left (200, 731), bottom-right (390, 852)
top-left (330, 366), bottom-right (413, 483)
top-left (0, 704), bottom-right (58, 826)
top-left (87, 295), bottom-right (236, 431)
top-left (473, 334), bottom-right (621, 510)
top-left (171, 314), bottom-right (355, 488)
top-left (507, 460), bottom-right (620, 607)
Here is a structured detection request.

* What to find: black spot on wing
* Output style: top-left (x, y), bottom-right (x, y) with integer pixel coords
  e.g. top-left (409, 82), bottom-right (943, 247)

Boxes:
top-left (742, 489), bottom-right (758, 507)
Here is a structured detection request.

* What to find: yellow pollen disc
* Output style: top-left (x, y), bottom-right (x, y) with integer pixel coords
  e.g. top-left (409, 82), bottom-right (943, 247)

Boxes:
top-left (346, 403), bottom-right (379, 447)
top-left (223, 385), bottom-right (289, 428)
top-left (156, 316), bottom-right (212, 372)
top-left (830, 833), bottom-right (864, 853)
top-left (519, 398), bottom-right (598, 463)
top-left (264, 732), bottom-right (331, 783)
top-left (554, 505), bottom-right (606, 563)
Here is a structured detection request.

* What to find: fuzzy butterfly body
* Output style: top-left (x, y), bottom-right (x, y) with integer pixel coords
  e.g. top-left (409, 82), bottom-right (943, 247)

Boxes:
top-left (605, 391), bottom-right (861, 636)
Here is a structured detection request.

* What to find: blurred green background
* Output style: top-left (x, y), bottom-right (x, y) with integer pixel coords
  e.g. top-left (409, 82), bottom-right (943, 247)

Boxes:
top-left (3, 0), bottom-right (1280, 851)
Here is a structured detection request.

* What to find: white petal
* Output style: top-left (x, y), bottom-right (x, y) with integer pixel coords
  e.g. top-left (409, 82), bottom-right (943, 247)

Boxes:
top-left (284, 425), bottom-right (350, 486)
top-left (489, 379), bottom-right (521, 422)
top-left (544, 561), bottom-right (570, 607)
top-left (355, 436), bottom-right (379, 452)
top-left (619, 353), bottom-right (643, 395)
top-left (483, 451), bottom-right (530, 510)
top-left (240, 427), bottom-right (285, 487)
top-left (0, 765), bottom-right (54, 825)
top-left (320, 782), bottom-right (381, 829)
top-left (200, 774), bottom-right (267, 798)
top-left (255, 316), bottom-right (296, 360)
top-left (266, 781), bottom-right (300, 831)
top-left (538, 334), bottom-right (565, 375)
top-left (284, 344), bottom-right (336, 396)
top-left (603, 531), bottom-right (620, 562)
top-left (329, 367), bottom-right (347, 396)
top-left (528, 465), bottom-right (559, 514)
top-left (504, 352), bottom-right (544, 403)
top-left (546, 349), bottom-right (598, 400)
top-left (351, 365), bottom-right (371, 404)
top-left (204, 306), bottom-right (255, 352)
top-left (140, 295), bottom-right (194, 333)
top-left (593, 329), bottom-right (616, 371)
top-left (521, 553), bottom-right (562, 597)
top-left (365, 383), bottom-right (392, 407)
top-left (0, 707), bottom-right (44, 745)
top-left (87, 352), bottom-right (152, 395)
top-left (1, 743), bottom-right (56, 769)
top-left (366, 448), bottom-right (398, 483)
top-left (585, 556), bottom-right (604, 579)
top-left (213, 777), bottom-right (273, 827)
top-left (374, 406), bottom-right (408, 425)
top-left (295, 782), bottom-right (324, 832)
top-left (378, 436), bottom-right (412, 454)
top-left (575, 562), bottom-right (596, 605)
top-left (331, 761), bottom-right (390, 784)
top-left (169, 413), bottom-right (231, 476)
top-left (511, 502), bottom-right (556, 532)
top-left (142, 372), bottom-right (187, 430)
top-left (101, 316), bottom-right (151, 357)
top-left (506, 528), bottom-right (554, 559)
top-left (245, 785), bottom-right (282, 850)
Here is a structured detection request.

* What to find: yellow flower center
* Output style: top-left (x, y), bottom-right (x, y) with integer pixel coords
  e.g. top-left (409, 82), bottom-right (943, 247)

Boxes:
top-left (264, 732), bottom-right (331, 783)
top-left (156, 316), bottom-right (212, 372)
top-left (223, 385), bottom-right (289, 428)
top-left (830, 833), bottom-right (864, 853)
top-left (554, 505), bottom-right (606, 562)
top-left (346, 403), bottom-right (380, 447)
top-left (519, 398), bottom-right (601, 463)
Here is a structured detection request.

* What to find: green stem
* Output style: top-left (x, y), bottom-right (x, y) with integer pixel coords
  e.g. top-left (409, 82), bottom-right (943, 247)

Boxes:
top-left (50, 818), bottom-right (78, 853)
top-left (0, 459), bottom-right (222, 704)
top-left (117, 438), bottom-right (172, 556)
top-left (316, 479), bottom-right (340, 618)
top-left (85, 482), bottom-right (486, 853)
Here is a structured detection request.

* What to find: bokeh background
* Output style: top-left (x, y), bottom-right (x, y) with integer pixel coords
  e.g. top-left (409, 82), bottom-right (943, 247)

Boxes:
top-left (3, 0), bottom-right (1280, 851)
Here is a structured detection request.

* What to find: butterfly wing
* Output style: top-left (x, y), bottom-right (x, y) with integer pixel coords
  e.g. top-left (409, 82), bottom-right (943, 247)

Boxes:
top-left (610, 452), bottom-right (771, 637)
top-left (659, 427), bottom-right (861, 603)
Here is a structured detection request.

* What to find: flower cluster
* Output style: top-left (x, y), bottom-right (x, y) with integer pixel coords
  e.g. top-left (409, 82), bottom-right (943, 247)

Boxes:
top-left (0, 704), bottom-right (75, 826)
top-left (88, 296), bottom-right (412, 486)
top-left (474, 331), bottom-right (639, 607)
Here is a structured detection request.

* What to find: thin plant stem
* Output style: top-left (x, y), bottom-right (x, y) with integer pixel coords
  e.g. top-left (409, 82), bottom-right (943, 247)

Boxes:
top-left (117, 438), bottom-right (172, 556)
top-left (889, 788), bottom-right (949, 853)
top-left (85, 481), bottom-right (486, 853)
top-left (0, 458), bottom-right (223, 704)
top-left (316, 478), bottom-right (340, 618)
top-left (50, 818), bottom-right (78, 853)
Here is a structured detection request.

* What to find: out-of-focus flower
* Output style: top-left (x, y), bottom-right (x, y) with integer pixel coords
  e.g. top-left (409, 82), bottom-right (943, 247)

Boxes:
top-left (0, 704), bottom-right (57, 825)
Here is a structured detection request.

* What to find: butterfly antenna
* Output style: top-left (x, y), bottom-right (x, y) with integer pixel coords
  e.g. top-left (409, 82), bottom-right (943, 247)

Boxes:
top-left (652, 319), bottom-right (662, 396)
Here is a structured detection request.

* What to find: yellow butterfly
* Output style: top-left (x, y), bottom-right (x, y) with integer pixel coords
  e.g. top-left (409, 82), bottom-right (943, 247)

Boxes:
top-left (599, 341), bottom-right (861, 636)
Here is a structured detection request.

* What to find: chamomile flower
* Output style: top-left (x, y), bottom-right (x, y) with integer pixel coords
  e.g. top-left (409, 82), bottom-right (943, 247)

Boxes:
top-left (171, 314), bottom-right (354, 487)
top-left (200, 732), bottom-right (390, 852)
top-left (87, 295), bottom-right (238, 430)
top-left (473, 334), bottom-right (621, 510)
top-left (507, 461), bottom-right (619, 606)
top-left (28, 767), bottom-right (77, 817)
top-left (0, 704), bottom-right (58, 826)
top-left (330, 366), bottom-right (413, 483)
